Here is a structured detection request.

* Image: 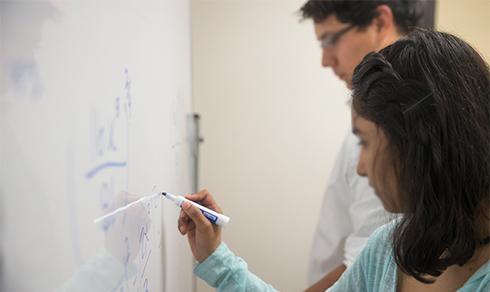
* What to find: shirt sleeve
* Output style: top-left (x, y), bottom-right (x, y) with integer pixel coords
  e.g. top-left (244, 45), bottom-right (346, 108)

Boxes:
top-left (194, 242), bottom-right (279, 292)
top-left (326, 221), bottom-right (397, 292)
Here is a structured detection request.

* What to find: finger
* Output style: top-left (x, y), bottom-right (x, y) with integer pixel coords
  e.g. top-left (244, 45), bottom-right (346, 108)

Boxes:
top-left (178, 213), bottom-right (195, 235)
top-left (178, 212), bottom-right (188, 235)
top-left (181, 201), bottom-right (212, 230)
top-left (186, 189), bottom-right (213, 204)
top-left (178, 221), bottom-right (185, 235)
top-left (178, 208), bottom-right (188, 234)
top-left (185, 190), bottom-right (223, 214)
top-left (180, 209), bottom-right (188, 219)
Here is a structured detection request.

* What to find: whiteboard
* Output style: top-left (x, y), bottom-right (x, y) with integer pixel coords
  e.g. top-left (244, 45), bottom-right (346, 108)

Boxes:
top-left (1, 1), bottom-right (195, 291)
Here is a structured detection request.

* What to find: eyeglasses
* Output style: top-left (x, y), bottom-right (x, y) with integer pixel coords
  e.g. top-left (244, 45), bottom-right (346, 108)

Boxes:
top-left (320, 24), bottom-right (357, 50)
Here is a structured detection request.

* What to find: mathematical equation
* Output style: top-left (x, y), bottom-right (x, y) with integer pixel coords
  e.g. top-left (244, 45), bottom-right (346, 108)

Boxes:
top-left (84, 70), bottom-right (162, 292)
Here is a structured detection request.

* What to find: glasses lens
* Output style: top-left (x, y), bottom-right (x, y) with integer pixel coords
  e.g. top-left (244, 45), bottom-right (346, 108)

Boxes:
top-left (321, 24), bottom-right (355, 49)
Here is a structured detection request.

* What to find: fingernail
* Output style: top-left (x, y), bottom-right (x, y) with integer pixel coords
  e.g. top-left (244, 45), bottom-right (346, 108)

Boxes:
top-left (182, 202), bottom-right (191, 210)
top-left (179, 225), bottom-right (185, 234)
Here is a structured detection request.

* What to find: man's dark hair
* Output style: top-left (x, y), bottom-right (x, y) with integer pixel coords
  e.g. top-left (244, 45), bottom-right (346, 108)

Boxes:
top-left (300, 0), bottom-right (425, 34)
top-left (351, 29), bottom-right (490, 283)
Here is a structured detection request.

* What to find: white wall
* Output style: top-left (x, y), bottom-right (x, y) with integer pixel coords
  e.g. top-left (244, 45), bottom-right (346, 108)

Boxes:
top-left (435, 0), bottom-right (489, 61)
top-left (191, 1), bottom-right (489, 292)
top-left (192, 1), bottom-right (350, 291)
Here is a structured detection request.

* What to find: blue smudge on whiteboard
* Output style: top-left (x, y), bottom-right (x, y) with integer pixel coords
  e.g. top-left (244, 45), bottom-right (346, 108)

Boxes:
top-left (85, 161), bottom-right (127, 179)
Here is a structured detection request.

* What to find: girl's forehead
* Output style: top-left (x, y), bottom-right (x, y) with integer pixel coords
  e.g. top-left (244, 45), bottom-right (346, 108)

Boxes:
top-left (351, 112), bottom-right (376, 136)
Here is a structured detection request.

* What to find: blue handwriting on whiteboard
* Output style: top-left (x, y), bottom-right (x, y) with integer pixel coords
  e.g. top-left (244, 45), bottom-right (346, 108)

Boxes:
top-left (85, 161), bottom-right (127, 179)
top-left (87, 69), bottom-right (131, 180)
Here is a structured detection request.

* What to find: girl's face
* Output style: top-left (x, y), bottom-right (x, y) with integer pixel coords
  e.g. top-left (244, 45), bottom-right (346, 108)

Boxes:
top-left (351, 108), bottom-right (406, 213)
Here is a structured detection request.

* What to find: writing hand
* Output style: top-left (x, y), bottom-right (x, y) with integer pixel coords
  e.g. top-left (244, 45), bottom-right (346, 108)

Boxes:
top-left (178, 190), bottom-right (222, 263)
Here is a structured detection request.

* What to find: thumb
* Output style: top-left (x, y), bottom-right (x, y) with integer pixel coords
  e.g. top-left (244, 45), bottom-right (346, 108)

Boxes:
top-left (182, 202), bottom-right (210, 228)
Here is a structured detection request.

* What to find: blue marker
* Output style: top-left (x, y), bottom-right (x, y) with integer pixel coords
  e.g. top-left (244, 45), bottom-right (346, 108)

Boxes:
top-left (163, 192), bottom-right (230, 228)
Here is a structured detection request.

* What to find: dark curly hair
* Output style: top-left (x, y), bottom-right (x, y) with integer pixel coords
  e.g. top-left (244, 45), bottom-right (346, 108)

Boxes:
top-left (351, 29), bottom-right (490, 283)
top-left (300, 0), bottom-right (425, 34)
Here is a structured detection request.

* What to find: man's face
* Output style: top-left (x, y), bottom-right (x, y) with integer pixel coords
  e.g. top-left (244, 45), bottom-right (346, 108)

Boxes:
top-left (314, 14), bottom-right (382, 89)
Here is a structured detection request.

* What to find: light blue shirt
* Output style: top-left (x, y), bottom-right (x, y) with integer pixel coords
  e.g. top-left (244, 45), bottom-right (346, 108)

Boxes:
top-left (327, 221), bottom-right (490, 292)
top-left (194, 222), bottom-right (490, 292)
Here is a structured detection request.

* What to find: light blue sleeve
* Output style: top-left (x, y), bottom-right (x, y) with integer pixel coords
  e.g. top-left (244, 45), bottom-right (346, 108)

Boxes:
top-left (326, 219), bottom-right (490, 292)
top-left (326, 221), bottom-right (398, 292)
top-left (325, 239), bottom-right (370, 292)
top-left (194, 242), bottom-right (279, 292)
